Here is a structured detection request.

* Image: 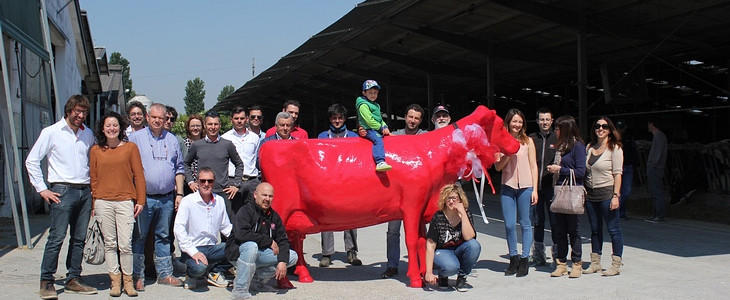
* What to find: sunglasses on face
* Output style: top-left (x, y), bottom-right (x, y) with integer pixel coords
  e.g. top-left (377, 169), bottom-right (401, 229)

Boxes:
top-left (199, 179), bottom-right (214, 184)
top-left (249, 115), bottom-right (263, 120)
top-left (594, 123), bottom-right (610, 130)
top-left (166, 117), bottom-right (176, 122)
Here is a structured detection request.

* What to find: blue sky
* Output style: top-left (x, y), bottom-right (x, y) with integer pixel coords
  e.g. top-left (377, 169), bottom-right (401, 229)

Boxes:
top-left (80, 0), bottom-right (361, 113)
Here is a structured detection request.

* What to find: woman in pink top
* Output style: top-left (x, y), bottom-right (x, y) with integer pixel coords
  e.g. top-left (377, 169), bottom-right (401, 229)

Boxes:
top-left (495, 109), bottom-right (539, 277)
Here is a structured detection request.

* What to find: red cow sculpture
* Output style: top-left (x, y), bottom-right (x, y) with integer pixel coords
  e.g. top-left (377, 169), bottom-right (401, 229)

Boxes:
top-left (259, 106), bottom-right (519, 288)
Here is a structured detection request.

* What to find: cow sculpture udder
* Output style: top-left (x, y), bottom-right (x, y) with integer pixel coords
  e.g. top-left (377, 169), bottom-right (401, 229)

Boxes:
top-left (259, 105), bottom-right (519, 288)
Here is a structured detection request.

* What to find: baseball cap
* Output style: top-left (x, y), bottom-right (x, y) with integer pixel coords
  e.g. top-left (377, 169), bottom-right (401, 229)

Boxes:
top-left (432, 105), bottom-right (450, 117)
top-left (362, 80), bottom-right (381, 91)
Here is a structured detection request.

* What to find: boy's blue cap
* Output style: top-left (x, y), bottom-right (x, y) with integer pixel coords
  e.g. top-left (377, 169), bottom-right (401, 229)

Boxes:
top-left (362, 80), bottom-right (381, 91)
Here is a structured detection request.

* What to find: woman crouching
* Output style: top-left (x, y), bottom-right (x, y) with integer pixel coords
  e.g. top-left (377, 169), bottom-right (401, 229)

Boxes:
top-left (424, 184), bottom-right (481, 292)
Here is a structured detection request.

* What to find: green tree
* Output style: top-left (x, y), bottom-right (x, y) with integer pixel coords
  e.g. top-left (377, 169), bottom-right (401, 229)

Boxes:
top-left (184, 77), bottom-right (206, 115)
top-left (217, 85), bottom-right (235, 102)
top-left (109, 52), bottom-right (136, 98)
top-left (171, 114), bottom-right (188, 137)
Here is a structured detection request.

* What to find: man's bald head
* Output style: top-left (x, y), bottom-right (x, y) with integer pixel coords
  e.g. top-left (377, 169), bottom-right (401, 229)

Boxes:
top-left (254, 182), bottom-right (274, 211)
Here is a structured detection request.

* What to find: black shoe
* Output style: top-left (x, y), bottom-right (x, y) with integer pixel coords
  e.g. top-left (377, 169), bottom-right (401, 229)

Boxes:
top-left (454, 275), bottom-right (471, 292)
top-left (516, 257), bottom-right (529, 277)
top-left (346, 250), bottom-right (362, 266)
top-left (644, 217), bottom-right (665, 223)
top-left (381, 267), bottom-right (398, 278)
top-left (504, 255), bottom-right (519, 276)
top-left (437, 276), bottom-right (449, 289)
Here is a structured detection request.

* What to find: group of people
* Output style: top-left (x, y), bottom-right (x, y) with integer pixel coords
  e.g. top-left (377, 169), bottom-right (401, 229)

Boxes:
top-left (27, 81), bottom-right (669, 299)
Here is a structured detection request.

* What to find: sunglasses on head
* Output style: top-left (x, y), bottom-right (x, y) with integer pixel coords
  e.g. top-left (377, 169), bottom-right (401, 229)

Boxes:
top-left (199, 179), bottom-right (214, 184)
top-left (249, 115), bottom-right (262, 120)
top-left (594, 123), bottom-right (610, 130)
top-left (205, 111), bottom-right (220, 118)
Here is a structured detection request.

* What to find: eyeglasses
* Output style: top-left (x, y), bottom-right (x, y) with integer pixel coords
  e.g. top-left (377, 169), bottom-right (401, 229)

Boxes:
top-left (189, 124), bottom-right (202, 128)
top-left (73, 108), bottom-right (88, 116)
top-left (250, 115), bottom-right (263, 120)
top-left (199, 179), bottom-right (214, 184)
top-left (594, 123), bottom-right (610, 130)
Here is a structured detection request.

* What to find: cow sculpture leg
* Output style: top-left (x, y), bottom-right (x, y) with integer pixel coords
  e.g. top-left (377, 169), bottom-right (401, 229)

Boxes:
top-left (288, 231), bottom-right (314, 283)
top-left (402, 210), bottom-right (428, 288)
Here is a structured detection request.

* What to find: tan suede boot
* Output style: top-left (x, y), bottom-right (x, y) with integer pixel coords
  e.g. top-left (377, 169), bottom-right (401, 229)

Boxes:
top-left (583, 253), bottom-right (602, 274)
top-left (122, 273), bottom-right (138, 297)
top-left (109, 273), bottom-right (121, 297)
top-left (569, 261), bottom-right (582, 278)
top-left (550, 260), bottom-right (568, 277)
top-left (602, 255), bottom-right (622, 276)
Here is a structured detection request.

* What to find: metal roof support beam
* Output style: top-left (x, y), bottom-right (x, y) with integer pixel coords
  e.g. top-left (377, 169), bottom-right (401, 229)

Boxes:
top-left (577, 17), bottom-right (588, 138)
top-left (391, 22), bottom-right (573, 66)
top-left (366, 48), bottom-right (484, 78)
top-left (486, 43), bottom-right (495, 109)
top-left (427, 67), bottom-right (434, 130)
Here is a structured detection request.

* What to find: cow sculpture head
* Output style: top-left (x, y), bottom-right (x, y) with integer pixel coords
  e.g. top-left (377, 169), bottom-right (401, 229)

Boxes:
top-left (446, 106), bottom-right (519, 188)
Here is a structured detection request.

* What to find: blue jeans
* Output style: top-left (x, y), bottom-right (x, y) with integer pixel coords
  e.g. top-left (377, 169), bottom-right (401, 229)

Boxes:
top-left (647, 166), bottom-right (666, 219)
top-left (181, 243), bottom-right (231, 279)
top-left (585, 199), bottom-right (624, 257)
top-left (385, 220), bottom-right (401, 268)
top-left (619, 165), bottom-right (634, 218)
top-left (233, 242), bottom-right (297, 294)
top-left (364, 129), bottom-right (385, 163)
top-left (532, 186), bottom-right (556, 244)
top-left (432, 239), bottom-right (481, 277)
top-left (40, 184), bottom-right (92, 281)
top-left (500, 185), bottom-right (533, 258)
top-left (132, 193), bottom-right (175, 278)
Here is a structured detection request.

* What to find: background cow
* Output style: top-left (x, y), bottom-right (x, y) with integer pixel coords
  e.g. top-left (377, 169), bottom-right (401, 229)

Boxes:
top-left (260, 105), bottom-right (519, 287)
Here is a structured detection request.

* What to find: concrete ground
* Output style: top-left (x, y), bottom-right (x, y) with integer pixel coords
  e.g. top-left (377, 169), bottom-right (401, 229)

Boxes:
top-left (1, 191), bottom-right (729, 300)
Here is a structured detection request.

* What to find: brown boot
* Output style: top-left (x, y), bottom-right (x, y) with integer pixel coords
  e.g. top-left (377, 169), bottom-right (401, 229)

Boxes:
top-left (123, 273), bottom-right (138, 297)
top-left (569, 261), bottom-right (582, 278)
top-left (583, 253), bottom-right (602, 274)
top-left (39, 280), bottom-right (58, 300)
top-left (550, 260), bottom-right (568, 277)
top-left (64, 277), bottom-right (97, 295)
top-left (602, 255), bottom-right (622, 276)
top-left (109, 273), bottom-right (122, 297)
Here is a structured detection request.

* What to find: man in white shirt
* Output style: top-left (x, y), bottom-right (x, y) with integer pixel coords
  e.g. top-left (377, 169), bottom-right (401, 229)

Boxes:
top-left (174, 167), bottom-right (233, 289)
top-left (125, 100), bottom-right (147, 136)
top-left (222, 106), bottom-right (261, 206)
top-left (26, 95), bottom-right (98, 299)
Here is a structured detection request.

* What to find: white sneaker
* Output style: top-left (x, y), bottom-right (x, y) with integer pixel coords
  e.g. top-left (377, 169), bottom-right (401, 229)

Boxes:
top-left (207, 272), bottom-right (228, 288)
top-left (375, 162), bottom-right (392, 172)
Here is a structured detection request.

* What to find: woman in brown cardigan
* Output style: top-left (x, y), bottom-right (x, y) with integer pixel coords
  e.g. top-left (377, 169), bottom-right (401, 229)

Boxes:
top-left (90, 111), bottom-right (145, 297)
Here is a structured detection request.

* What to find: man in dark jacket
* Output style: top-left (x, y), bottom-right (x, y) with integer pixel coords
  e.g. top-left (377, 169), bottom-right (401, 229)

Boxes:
top-left (528, 107), bottom-right (558, 266)
top-left (226, 182), bottom-right (297, 299)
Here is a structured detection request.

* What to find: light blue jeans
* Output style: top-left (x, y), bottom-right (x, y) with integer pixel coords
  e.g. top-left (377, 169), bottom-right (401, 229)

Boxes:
top-left (385, 220), bottom-right (401, 268)
top-left (233, 242), bottom-right (297, 295)
top-left (132, 193), bottom-right (175, 278)
top-left (432, 239), bottom-right (481, 277)
top-left (500, 185), bottom-right (533, 258)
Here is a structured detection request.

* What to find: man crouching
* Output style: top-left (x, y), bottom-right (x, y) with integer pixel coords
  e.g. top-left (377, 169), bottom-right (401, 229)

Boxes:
top-left (226, 182), bottom-right (297, 299)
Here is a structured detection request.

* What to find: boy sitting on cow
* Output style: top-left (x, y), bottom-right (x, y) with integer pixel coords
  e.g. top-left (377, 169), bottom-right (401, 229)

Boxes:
top-left (356, 79), bottom-right (393, 172)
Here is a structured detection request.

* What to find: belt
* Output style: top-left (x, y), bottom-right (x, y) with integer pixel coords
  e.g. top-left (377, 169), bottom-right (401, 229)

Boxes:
top-left (51, 182), bottom-right (89, 189)
top-left (242, 175), bottom-right (259, 181)
top-left (146, 191), bottom-right (174, 198)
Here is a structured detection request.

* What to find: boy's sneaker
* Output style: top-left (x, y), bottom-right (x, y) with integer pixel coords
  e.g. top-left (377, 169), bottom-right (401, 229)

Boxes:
top-left (183, 276), bottom-right (197, 290)
top-left (39, 280), bottom-right (58, 299)
top-left (375, 162), bottom-right (392, 172)
top-left (64, 278), bottom-right (97, 295)
top-left (207, 272), bottom-right (228, 288)
top-left (454, 275), bottom-right (472, 292)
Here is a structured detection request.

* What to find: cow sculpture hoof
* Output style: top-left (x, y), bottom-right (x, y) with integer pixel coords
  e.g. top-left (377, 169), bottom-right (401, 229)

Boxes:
top-left (295, 265), bottom-right (314, 283)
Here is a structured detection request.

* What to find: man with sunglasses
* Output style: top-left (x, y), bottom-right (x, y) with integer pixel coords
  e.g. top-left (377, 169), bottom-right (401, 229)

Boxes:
top-left (27, 95), bottom-right (98, 299)
top-left (185, 110), bottom-right (245, 223)
top-left (247, 105), bottom-right (266, 141)
top-left (174, 167), bottom-right (233, 289)
top-left (128, 103), bottom-right (187, 289)
top-left (222, 107), bottom-right (261, 205)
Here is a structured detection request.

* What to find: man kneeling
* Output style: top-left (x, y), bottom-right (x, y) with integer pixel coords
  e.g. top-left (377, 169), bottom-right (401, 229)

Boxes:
top-left (226, 182), bottom-right (297, 299)
top-left (174, 167), bottom-right (233, 289)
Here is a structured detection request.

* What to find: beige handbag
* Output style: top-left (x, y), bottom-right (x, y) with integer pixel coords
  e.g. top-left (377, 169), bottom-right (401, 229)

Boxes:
top-left (550, 168), bottom-right (586, 215)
